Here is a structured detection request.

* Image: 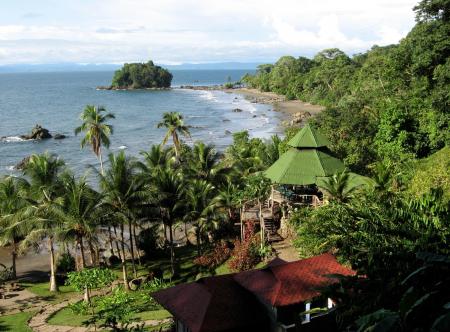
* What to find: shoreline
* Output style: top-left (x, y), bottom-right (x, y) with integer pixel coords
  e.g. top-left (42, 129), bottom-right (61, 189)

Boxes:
top-left (230, 88), bottom-right (325, 117)
top-left (179, 85), bottom-right (325, 125)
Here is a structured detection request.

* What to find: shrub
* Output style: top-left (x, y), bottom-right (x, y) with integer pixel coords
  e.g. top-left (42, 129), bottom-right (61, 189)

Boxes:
top-left (193, 241), bottom-right (231, 269)
top-left (57, 252), bottom-right (76, 273)
top-left (228, 221), bottom-right (261, 272)
top-left (137, 225), bottom-right (161, 258)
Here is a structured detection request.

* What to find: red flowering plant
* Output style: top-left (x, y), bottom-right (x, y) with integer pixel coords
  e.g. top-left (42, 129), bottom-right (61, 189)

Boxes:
top-left (228, 220), bottom-right (261, 272)
top-left (193, 241), bottom-right (232, 270)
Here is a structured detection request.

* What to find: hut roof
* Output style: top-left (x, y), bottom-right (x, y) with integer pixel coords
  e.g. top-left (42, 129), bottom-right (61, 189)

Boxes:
top-left (264, 147), bottom-right (345, 185)
top-left (288, 123), bottom-right (331, 148)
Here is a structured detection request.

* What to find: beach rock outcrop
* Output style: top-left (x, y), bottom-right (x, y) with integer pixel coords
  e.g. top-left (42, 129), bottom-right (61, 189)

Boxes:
top-left (290, 111), bottom-right (312, 125)
top-left (20, 125), bottom-right (52, 140)
top-left (14, 156), bottom-right (31, 170)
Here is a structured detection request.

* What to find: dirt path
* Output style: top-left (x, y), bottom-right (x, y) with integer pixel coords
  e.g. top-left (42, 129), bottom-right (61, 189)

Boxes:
top-left (272, 238), bottom-right (299, 262)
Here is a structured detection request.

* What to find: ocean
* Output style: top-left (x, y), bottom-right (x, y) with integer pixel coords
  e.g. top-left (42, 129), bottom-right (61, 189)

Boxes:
top-left (0, 70), bottom-right (285, 176)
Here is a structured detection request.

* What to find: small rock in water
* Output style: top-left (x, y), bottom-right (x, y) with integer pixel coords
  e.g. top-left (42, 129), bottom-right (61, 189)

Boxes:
top-left (54, 133), bottom-right (66, 140)
top-left (15, 156), bottom-right (31, 170)
top-left (252, 115), bottom-right (257, 118)
top-left (225, 130), bottom-right (232, 135)
top-left (20, 124), bottom-right (52, 140)
top-left (232, 108), bottom-right (243, 112)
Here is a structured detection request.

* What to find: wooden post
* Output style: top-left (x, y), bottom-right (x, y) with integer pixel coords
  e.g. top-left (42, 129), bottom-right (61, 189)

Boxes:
top-left (240, 205), bottom-right (244, 241)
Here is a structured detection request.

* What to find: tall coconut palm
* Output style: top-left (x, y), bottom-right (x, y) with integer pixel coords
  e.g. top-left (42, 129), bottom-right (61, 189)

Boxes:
top-left (57, 173), bottom-right (101, 270)
top-left (99, 151), bottom-right (147, 287)
top-left (157, 112), bottom-right (191, 157)
top-left (75, 105), bottom-right (115, 175)
top-left (188, 142), bottom-right (229, 184)
top-left (0, 176), bottom-right (31, 279)
top-left (153, 166), bottom-right (184, 276)
top-left (138, 144), bottom-right (175, 174)
top-left (21, 152), bottom-right (65, 292)
top-left (183, 179), bottom-right (217, 255)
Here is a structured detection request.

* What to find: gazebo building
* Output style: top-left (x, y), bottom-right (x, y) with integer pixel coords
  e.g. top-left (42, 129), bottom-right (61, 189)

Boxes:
top-left (265, 123), bottom-right (345, 208)
top-left (240, 123), bottom-right (370, 241)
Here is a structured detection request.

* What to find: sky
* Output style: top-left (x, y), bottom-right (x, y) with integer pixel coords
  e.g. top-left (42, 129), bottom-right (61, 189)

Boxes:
top-left (0, 0), bottom-right (420, 65)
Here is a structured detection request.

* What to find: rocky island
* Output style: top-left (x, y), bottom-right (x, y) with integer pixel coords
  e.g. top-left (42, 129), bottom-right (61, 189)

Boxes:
top-left (97, 60), bottom-right (172, 90)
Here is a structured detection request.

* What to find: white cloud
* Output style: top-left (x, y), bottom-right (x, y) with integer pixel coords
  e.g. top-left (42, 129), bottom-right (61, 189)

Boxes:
top-left (0, 0), bottom-right (418, 65)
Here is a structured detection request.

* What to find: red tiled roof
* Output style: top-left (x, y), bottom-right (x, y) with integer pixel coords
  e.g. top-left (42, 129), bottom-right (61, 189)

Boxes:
top-left (152, 274), bottom-right (268, 332)
top-left (234, 253), bottom-right (355, 307)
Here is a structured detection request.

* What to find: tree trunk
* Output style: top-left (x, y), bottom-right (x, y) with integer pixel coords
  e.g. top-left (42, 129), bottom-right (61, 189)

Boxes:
top-left (168, 223), bottom-right (175, 277)
top-left (196, 227), bottom-right (201, 257)
top-left (108, 226), bottom-right (115, 256)
top-left (113, 226), bottom-right (122, 260)
top-left (49, 237), bottom-right (58, 292)
top-left (259, 199), bottom-right (265, 249)
top-left (99, 147), bottom-right (104, 176)
top-left (83, 287), bottom-right (90, 303)
top-left (79, 236), bottom-right (86, 270)
top-left (11, 240), bottom-right (17, 280)
top-left (132, 224), bottom-right (142, 266)
top-left (128, 220), bottom-right (137, 278)
top-left (88, 240), bottom-right (96, 266)
top-left (120, 224), bottom-right (129, 290)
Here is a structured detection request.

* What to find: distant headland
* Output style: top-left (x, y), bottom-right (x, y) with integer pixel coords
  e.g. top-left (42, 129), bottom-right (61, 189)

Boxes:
top-left (97, 60), bottom-right (172, 90)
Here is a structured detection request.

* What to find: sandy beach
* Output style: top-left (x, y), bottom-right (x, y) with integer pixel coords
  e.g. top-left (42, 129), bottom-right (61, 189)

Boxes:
top-left (229, 88), bottom-right (325, 117)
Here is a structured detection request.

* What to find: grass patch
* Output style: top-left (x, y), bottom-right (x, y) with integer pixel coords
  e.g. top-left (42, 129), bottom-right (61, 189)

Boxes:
top-left (0, 311), bottom-right (34, 332)
top-left (22, 281), bottom-right (77, 303)
top-left (47, 306), bottom-right (89, 327)
top-left (48, 306), bottom-right (171, 327)
top-left (136, 309), bottom-right (171, 321)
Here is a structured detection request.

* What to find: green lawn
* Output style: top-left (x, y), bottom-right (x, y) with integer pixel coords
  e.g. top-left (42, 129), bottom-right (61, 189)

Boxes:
top-left (0, 311), bottom-right (34, 332)
top-left (22, 281), bottom-right (77, 303)
top-left (48, 306), bottom-right (171, 327)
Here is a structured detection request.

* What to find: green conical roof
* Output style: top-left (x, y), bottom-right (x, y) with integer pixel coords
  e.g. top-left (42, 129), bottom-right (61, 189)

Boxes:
top-left (288, 123), bottom-right (331, 148)
top-left (264, 148), bottom-right (345, 185)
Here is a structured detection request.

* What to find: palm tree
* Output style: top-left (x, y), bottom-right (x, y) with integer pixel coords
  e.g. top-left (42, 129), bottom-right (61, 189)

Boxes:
top-left (99, 151), bottom-right (147, 287)
top-left (152, 166), bottom-right (184, 276)
top-left (214, 182), bottom-right (239, 221)
top-left (75, 105), bottom-right (115, 175)
top-left (184, 179), bottom-right (218, 255)
top-left (58, 173), bottom-right (101, 270)
top-left (21, 152), bottom-right (65, 292)
top-left (188, 142), bottom-right (230, 184)
top-left (157, 112), bottom-right (191, 157)
top-left (139, 144), bottom-right (175, 174)
top-left (0, 176), bottom-right (31, 279)
top-left (319, 168), bottom-right (358, 203)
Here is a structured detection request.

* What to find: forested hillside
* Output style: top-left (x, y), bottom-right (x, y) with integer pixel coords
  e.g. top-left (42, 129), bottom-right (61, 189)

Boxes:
top-left (243, 0), bottom-right (449, 174)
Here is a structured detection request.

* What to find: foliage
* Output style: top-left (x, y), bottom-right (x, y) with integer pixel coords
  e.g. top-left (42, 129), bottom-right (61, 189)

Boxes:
top-left (243, 0), bottom-right (450, 172)
top-left (318, 168), bottom-right (360, 203)
top-left (293, 187), bottom-right (449, 277)
top-left (228, 221), bottom-right (261, 272)
top-left (193, 241), bottom-right (231, 269)
top-left (66, 268), bottom-right (116, 293)
top-left (407, 146), bottom-right (450, 202)
top-left (57, 252), bottom-right (76, 273)
top-left (136, 225), bottom-right (161, 258)
top-left (157, 112), bottom-right (191, 157)
top-left (112, 60), bottom-right (172, 89)
top-left (354, 253), bottom-right (450, 332)
top-left (84, 288), bottom-right (139, 331)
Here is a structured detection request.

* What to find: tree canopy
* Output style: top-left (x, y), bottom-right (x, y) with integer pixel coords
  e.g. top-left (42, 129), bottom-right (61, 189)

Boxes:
top-left (111, 60), bottom-right (172, 89)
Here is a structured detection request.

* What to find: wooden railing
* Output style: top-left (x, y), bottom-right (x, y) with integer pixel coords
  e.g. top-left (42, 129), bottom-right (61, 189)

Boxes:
top-left (272, 190), bottom-right (323, 208)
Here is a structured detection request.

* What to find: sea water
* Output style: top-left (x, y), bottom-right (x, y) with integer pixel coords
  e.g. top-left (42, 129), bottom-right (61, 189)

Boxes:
top-left (0, 70), bottom-right (284, 176)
